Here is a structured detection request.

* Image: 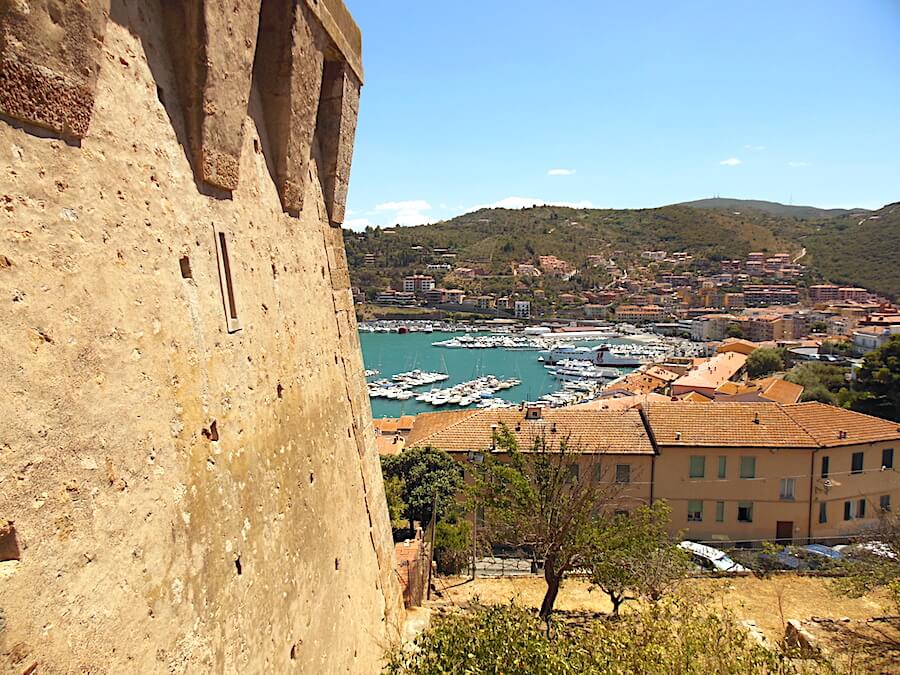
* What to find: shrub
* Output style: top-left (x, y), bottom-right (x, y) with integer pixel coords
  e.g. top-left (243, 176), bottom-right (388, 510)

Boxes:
top-left (385, 600), bottom-right (834, 674)
top-left (433, 519), bottom-right (471, 575)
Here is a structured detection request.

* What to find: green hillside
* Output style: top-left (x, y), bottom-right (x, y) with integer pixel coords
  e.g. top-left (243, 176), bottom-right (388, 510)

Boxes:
top-left (344, 201), bottom-right (900, 299)
top-left (800, 202), bottom-right (900, 297)
top-left (680, 197), bottom-right (867, 220)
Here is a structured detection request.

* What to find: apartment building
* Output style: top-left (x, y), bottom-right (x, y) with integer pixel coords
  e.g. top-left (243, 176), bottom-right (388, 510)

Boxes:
top-left (405, 407), bottom-right (655, 511)
top-left (402, 274), bottom-right (435, 293)
top-left (402, 402), bottom-right (899, 545)
top-left (743, 285), bottom-right (800, 307)
top-left (615, 305), bottom-right (666, 324)
top-left (374, 290), bottom-right (416, 305)
top-left (810, 285), bottom-right (872, 305)
top-left (514, 300), bottom-right (531, 319)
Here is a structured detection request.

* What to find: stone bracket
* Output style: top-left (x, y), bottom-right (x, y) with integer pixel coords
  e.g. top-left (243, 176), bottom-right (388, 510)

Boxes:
top-left (0, 0), bottom-right (111, 139)
top-left (163, 0), bottom-right (263, 192)
top-left (316, 61), bottom-right (360, 226)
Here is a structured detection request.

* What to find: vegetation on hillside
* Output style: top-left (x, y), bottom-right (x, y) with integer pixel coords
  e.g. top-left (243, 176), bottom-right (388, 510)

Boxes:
top-left (344, 200), bottom-right (900, 299)
top-left (385, 600), bottom-right (841, 674)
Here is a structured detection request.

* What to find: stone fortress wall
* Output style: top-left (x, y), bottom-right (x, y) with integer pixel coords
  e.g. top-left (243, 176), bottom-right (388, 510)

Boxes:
top-left (0, 1), bottom-right (403, 672)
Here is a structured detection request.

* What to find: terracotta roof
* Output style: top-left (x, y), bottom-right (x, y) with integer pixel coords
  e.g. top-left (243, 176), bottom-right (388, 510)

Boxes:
top-left (644, 401), bottom-right (818, 447)
top-left (374, 418), bottom-right (399, 434)
top-left (782, 402), bottom-right (900, 447)
top-left (571, 392), bottom-right (670, 411)
top-left (644, 366), bottom-right (681, 383)
top-left (672, 352), bottom-right (748, 391)
top-left (716, 338), bottom-right (759, 355)
top-left (375, 434), bottom-right (405, 456)
top-left (397, 415), bottom-right (416, 431)
top-left (755, 377), bottom-right (804, 405)
top-left (405, 410), bottom-right (479, 447)
top-left (607, 371), bottom-right (670, 395)
top-left (680, 391), bottom-right (713, 403)
top-left (407, 408), bottom-right (654, 455)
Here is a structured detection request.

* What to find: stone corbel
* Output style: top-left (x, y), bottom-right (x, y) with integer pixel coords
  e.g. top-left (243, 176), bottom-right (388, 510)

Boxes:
top-left (163, 0), bottom-right (262, 192)
top-left (316, 61), bottom-right (360, 226)
top-left (0, 0), bottom-right (111, 139)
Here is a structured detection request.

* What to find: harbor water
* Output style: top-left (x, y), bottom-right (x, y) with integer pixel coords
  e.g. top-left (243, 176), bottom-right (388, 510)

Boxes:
top-left (359, 331), bottom-right (637, 418)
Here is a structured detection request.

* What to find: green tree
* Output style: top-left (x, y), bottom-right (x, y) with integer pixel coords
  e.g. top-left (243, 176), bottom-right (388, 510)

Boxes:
top-left (383, 476), bottom-right (407, 533)
top-left (433, 518), bottom-right (471, 575)
top-left (726, 323), bottom-right (745, 339)
top-left (746, 347), bottom-right (785, 378)
top-left (851, 335), bottom-right (900, 421)
top-left (469, 426), bottom-right (625, 620)
top-left (587, 501), bottom-right (690, 615)
top-left (380, 446), bottom-right (464, 529)
top-left (784, 362), bottom-right (849, 402)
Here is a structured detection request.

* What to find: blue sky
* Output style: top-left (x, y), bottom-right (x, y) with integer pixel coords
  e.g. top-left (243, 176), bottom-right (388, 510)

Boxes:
top-left (343, 1), bottom-right (900, 229)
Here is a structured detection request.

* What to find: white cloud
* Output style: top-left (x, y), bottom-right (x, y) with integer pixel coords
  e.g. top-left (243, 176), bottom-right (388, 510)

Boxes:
top-left (373, 199), bottom-right (433, 226)
top-left (547, 168), bottom-right (576, 176)
top-left (788, 161), bottom-right (811, 168)
top-left (719, 158), bottom-right (742, 166)
top-left (743, 144), bottom-right (766, 151)
top-left (472, 196), bottom-right (593, 211)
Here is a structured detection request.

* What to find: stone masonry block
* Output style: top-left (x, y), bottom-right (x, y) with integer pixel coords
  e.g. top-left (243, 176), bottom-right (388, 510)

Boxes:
top-left (164, 0), bottom-right (261, 191)
top-left (0, 0), bottom-right (110, 139)
top-left (316, 61), bottom-right (359, 225)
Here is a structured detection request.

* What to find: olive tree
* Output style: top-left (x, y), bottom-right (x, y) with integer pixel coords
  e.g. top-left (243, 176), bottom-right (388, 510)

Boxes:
top-left (468, 425), bottom-right (626, 620)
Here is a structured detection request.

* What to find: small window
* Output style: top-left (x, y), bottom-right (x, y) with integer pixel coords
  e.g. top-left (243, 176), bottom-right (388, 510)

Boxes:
top-left (739, 456), bottom-right (756, 479)
top-left (843, 501), bottom-right (853, 521)
top-left (593, 463), bottom-right (603, 483)
top-left (214, 228), bottom-right (241, 333)
top-left (857, 498), bottom-right (866, 519)
top-left (615, 464), bottom-right (631, 484)
top-left (779, 478), bottom-right (796, 501)
top-left (689, 456), bottom-right (705, 479)
top-left (851, 452), bottom-right (864, 475)
top-left (688, 500), bottom-right (703, 522)
top-left (883, 448), bottom-right (894, 470)
top-left (737, 502), bottom-right (753, 523)
top-left (715, 501), bottom-right (725, 522)
top-left (818, 502), bottom-right (827, 524)
top-left (566, 463), bottom-right (580, 483)
top-left (821, 455), bottom-right (830, 479)
top-left (717, 456), bottom-right (727, 480)
top-left (880, 495), bottom-right (891, 512)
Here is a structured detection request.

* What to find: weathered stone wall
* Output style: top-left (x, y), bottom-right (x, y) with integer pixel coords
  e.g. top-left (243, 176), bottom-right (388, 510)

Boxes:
top-left (0, 1), bottom-right (402, 672)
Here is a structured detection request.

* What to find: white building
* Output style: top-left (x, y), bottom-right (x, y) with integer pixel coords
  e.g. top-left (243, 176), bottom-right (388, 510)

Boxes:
top-left (514, 300), bottom-right (531, 319)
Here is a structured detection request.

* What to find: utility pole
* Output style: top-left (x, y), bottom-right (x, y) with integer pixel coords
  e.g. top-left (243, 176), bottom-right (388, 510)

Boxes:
top-left (426, 490), bottom-right (437, 600)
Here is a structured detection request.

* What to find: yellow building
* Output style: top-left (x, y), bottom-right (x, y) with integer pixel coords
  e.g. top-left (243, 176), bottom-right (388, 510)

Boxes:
top-left (403, 401), bottom-right (899, 546)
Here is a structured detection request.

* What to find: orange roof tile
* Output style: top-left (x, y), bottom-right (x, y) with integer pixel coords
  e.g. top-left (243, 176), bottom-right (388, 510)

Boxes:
top-left (405, 410), bottom-right (480, 447)
top-left (571, 392), bottom-right (670, 411)
top-left (407, 408), bottom-right (654, 455)
top-left (644, 366), bottom-right (681, 383)
top-left (680, 391), bottom-right (713, 403)
top-left (755, 377), bottom-right (804, 405)
top-left (672, 352), bottom-right (748, 391)
top-left (716, 338), bottom-right (759, 355)
top-left (644, 401), bottom-right (817, 447)
top-left (374, 418), bottom-right (399, 434)
top-left (782, 402), bottom-right (900, 447)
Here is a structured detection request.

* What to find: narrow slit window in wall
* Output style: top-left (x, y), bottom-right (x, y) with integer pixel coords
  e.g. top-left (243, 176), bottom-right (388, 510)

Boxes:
top-left (214, 227), bottom-right (241, 333)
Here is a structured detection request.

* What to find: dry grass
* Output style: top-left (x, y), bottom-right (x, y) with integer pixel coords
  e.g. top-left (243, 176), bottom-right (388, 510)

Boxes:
top-left (433, 574), bottom-right (892, 642)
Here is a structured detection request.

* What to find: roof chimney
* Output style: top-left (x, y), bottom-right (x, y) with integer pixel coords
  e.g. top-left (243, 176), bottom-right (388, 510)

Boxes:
top-left (753, 412), bottom-right (760, 424)
top-left (675, 431), bottom-right (682, 441)
top-left (550, 422), bottom-right (557, 433)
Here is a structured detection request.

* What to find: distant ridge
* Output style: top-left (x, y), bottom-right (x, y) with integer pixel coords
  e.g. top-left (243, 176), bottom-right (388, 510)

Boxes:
top-left (678, 197), bottom-right (870, 220)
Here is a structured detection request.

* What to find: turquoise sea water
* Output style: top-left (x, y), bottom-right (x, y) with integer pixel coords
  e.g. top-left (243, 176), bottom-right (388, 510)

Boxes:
top-left (359, 331), bottom-right (634, 418)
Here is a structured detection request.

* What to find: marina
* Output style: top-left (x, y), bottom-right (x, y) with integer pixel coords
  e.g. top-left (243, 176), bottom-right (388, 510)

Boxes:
top-left (359, 326), bottom-right (703, 417)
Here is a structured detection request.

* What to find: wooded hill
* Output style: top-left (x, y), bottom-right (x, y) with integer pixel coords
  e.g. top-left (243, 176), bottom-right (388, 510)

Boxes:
top-left (344, 199), bottom-right (899, 299)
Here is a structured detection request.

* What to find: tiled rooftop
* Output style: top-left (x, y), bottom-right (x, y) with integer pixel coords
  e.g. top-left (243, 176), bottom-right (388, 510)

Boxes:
top-left (672, 352), bottom-right (748, 390)
top-left (407, 408), bottom-right (654, 455)
top-left (783, 402), bottom-right (900, 447)
top-left (644, 401), bottom-right (817, 447)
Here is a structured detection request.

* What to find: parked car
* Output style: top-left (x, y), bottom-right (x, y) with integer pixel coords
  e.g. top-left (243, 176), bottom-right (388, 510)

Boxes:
top-left (678, 541), bottom-right (749, 573)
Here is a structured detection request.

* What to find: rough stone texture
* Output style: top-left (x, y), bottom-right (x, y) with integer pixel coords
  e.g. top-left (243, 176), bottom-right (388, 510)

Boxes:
top-left (255, 0), bottom-right (326, 214)
top-left (785, 619), bottom-right (821, 657)
top-left (316, 61), bottom-right (360, 226)
top-left (0, 0), bottom-right (111, 139)
top-left (0, 1), bottom-right (401, 673)
top-left (162, 0), bottom-right (262, 191)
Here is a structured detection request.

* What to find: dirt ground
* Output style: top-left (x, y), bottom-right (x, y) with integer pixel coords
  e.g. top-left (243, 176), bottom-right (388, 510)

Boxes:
top-left (432, 574), bottom-right (892, 641)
